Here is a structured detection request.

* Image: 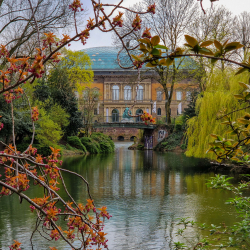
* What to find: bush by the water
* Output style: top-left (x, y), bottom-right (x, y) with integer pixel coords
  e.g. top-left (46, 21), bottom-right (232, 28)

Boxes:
top-left (67, 136), bottom-right (87, 153)
top-left (80, 137), bottom-right (100, 154)
top-left (90, 132), bottom-right (115, 153)
top-left (137, 144), bottom-right (144, 150)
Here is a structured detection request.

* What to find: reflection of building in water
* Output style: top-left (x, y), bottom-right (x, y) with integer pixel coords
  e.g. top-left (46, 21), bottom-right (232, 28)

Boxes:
top-left (169, 173), bottom-right (184, 196)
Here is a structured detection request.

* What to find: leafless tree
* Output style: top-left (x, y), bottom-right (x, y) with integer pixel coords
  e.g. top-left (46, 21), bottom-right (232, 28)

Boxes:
top-left (114, 0), bottom-right (199, 123)
top-left (0, 0), bottom-right (80, 62)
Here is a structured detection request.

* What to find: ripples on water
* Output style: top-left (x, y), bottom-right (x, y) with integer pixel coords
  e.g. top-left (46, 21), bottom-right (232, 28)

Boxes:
top-left (0, 142), bottom-right (239, 249)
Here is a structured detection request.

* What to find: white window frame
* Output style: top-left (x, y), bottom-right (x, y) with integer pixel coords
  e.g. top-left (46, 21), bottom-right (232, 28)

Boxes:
top-left (157, 91), bottom-right (162, 101)
top-left (176, 91), bottom-right (182, 101)
top-left (112, 85), bottom-right (119, 100)
top-left (136, 85), bottom-right (143, 101)
top-left (124, 85), bottom-right (131, 100)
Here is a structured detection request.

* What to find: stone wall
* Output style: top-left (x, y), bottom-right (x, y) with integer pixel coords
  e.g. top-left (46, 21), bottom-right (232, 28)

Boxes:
top-left (95, 127), bottom-right (140, 141)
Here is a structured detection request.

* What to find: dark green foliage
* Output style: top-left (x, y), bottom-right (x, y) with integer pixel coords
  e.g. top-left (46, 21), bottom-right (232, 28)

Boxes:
top-left (0, 96), bottom-right (32, 143)
top-left (99, 141), bottom-right (113, 153)
top-left (35, 145), bottom-right (52, 156)
top-left (80, 137), bottom-right (100, 154)
top-left (67, 136), bottom-right (87, 153)
top-left (80, 137), bottom-right (92, 143)
top-left (16, 142), bottom-right (51, 156)
top-left (34, 71), bottom-right (83, 137)
top-left (137, 144), bottom-right (144, 150)
top-left (175, 123), bottom-right (183, 131)
top-left (156, 131), bottom-right (184, 151)
top-left (90, 132), bottom-right (115, 153)
top-left (16, 142), bottom-right (30, 153)
top-left (183, 91), bottom-right (199, 121)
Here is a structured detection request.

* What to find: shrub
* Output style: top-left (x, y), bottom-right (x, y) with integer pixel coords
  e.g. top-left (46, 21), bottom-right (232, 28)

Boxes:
top-left (17, 142), bottom-right (30, 152)
top-left (137, 144), bottom-right (144, 150)
top-left (80, 137), bottom-right (100, 154)
top-left (90, 132), bottom-right (115, 154)
top-left (99, 141), bottom-right (113, 153)
top-left (107, 138), bottom-right (115, 151)
top-left (180, 144), bottom-right (187, 150)
top-left (67, 136), bottom-right (87, 153)
top-left (80, 137), bottom-right (92, 143)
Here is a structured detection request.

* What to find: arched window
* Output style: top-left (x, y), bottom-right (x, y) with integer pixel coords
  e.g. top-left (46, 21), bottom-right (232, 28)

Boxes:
top-left (136, 109), bottom-right (143, 122)
top-left (157, 108), bottom-right (161, 116)
top-left (112, 85), bottom-right (119, 100)
top-left (136, 85), bottom-right (143, 101)
top-left (112, 109), bottom-right (119, 122)
top-left (124, 85), bottom-right (131, 100)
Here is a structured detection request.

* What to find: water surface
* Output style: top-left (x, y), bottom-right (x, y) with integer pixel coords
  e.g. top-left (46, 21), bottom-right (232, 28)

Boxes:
top-left (0, 142), bottom-right (239, 249)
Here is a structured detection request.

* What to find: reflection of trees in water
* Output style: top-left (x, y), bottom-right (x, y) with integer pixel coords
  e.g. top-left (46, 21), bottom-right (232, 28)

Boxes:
top-left (0, 148), bottom-right (235, 249)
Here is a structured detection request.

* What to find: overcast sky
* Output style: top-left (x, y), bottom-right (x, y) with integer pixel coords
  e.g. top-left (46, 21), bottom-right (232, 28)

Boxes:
top-left (71, 0), bottom-right (250, 51)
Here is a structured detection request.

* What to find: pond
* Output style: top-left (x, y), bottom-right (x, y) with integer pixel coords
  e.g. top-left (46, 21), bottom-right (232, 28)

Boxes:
top-left (0, 142), bottom-right (240, 249)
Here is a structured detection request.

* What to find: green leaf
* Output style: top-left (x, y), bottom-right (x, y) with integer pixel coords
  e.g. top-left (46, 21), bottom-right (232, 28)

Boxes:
top-left (239, 82), bottom-right (249, 89)
top-left (211, 58), bottom-right (219, 65)
top-left (165, 57), bottom-right (174, 66)
top-left (138, 38), bottom-right (151, 45)
top-left (139, 49), bottom-right (149, 53)
top-left (235, 67), bottom-right (249, 75)
top-left (185, 35), bottom-right (198, 47)
top-left (210, 134), bottom-right (218, 139)
top-left (175, 47), bottom-right (183, 55)
top-left (237, 118), bottom-right (250, 124)
top-left (184, 43), bottom-right (193, 48)
top-left (150, 48), bottom-right (160, 56)
top-left (192, 44), bottom-right (200, 53)
top-left (223, 39), bottom-right (229, 47)
top-left (146, 62), bottom-right (157, 67)
top-left (214, 40), bottom-right (223, 50)
top-left (199, 48), bottom-right (214, 55)
top-left (131, 55), bottom-right (141, 61)
top-left (221, 121), bottom-right (231, 125)
top-left (234, 94), bottom-right (245, 99)
top-left (151, 36), bottom-right (160, 46)
top-left (225, 42), bottom-right (240, 49)
top-left (154, 44), bottom-right (168, 50)
top-left (200, 41), bottom-right (213, 47)
top-left (224, 46), bottom-right (239, 53)
top-left (139, 43), bottom-right (147, 50)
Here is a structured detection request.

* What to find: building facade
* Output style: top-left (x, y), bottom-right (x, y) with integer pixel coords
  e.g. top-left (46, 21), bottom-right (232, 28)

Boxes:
top-left (80, 46), bottom-right (199, 122)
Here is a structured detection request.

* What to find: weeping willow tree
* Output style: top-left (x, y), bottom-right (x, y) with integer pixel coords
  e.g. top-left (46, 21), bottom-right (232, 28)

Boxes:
top-left (186, 70), bottom-right (250, 159)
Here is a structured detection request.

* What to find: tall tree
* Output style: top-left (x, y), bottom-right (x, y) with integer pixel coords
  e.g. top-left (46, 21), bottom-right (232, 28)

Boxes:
top-left (114, 0), bottom-right (199, 123)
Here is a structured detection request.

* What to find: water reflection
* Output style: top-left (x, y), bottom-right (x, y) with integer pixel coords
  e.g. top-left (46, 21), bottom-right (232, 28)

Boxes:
top-left (0, 142), bottom-right (239, 249)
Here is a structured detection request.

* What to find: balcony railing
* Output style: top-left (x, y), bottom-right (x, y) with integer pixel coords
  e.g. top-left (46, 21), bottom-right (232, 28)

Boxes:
top-left (86, 116), bottom-right (144, 124)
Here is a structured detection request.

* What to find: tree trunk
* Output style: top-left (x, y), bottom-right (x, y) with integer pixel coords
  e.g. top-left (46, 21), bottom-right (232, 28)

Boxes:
top-left (165, 99), bottom-right (171, 124)
top-left (164, 88), bottom-right (171, 124)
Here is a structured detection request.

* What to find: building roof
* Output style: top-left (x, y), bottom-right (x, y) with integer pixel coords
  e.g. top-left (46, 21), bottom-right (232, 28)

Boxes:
top-left (82, 46), bottom-right (198, 71)
top-left (82, 46), bottom-right (123, 70)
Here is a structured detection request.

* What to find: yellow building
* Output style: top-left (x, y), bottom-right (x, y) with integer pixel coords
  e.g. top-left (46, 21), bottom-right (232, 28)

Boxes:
top-left (82, 46), bottom-right (199, 122)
